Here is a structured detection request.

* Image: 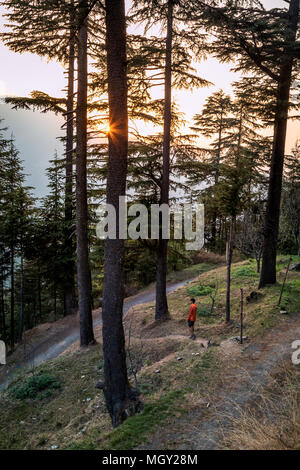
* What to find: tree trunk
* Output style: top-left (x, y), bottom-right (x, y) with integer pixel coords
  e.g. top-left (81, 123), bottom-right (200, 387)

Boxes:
top-left (10, 246), bottom-right (15, 351)
top-left (219, 216), bottom-right (224, 255)
top-left (89, 267), bottom-right (94, 310)
top-left (64, 9), bottom-right (76, 316)
top-left (0, 276), bottom-right (6, 343)
top-left (18, 251), bottom-right (24, 343)
top-left (155, 0), bottom-right (173, 321)
top-left (155, 238), bottom-right (169, 320)
top-left (225, 218), bottom-right (234, 323)
top-left (53, 283), bottom-right (57, 321)
top-left (259, 0), bottom-right (299, 288)
top-left (102, 0), bottom-right (141, 428)
top-left (37, 270), bottom-right (42, 322)
top-left (33, 291), bottom-right (37, 327)
top-left (256, 256), bottom-right (261, 274)
top-left (211, 109), bottom-right (223, 249)
top-left (76, 0), bottom-right (95, 346)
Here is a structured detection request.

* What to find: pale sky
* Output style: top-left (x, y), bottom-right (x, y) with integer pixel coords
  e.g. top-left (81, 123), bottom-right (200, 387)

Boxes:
top-left (0, 0), bottom-right (299, 196)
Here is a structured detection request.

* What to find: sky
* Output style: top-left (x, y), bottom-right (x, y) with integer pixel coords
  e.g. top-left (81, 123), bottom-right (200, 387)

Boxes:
top-left (0, 0), bottom-right (299, 197)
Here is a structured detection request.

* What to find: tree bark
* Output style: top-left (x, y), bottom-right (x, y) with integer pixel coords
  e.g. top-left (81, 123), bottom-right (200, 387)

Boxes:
top-left (33, 290), bottom-right (37, 327)
top-left (18, 251), bottom-right (24, 343)
top-left (10, 245), bottom-right (14, 350)
top-left (155, 0), bottom-right (173, 321)
top-left (259, 0), bottom-right (300, 288)
top-left (53, 282), bottom-right (57, 321)
top-left (211, 108), bottom-right (223, 248)
top-left (37, 269), bottom-right (42, 322)
top-left (225, 217), bottom-right (234, 323)
top-left (76, 0), bottom-right (95, 346)
top-left (256, 256), bottom-right (261, 274)
top-left (64, 4), bottom-right (77, 316)
top-left (0, 276), bottom-right (6, 343)
top-left (102, 0), bottom-right (141, 428)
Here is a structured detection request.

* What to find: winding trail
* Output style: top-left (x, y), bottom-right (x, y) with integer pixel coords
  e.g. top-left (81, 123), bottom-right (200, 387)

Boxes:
top-left (0, 277), bottom-right (193, 391)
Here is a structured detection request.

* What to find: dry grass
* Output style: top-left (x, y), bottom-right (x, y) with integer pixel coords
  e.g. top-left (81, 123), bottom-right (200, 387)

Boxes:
top-left (192, 249), bottom-right (226, 265)
top-left (219, 364), bottom-right (300, 450)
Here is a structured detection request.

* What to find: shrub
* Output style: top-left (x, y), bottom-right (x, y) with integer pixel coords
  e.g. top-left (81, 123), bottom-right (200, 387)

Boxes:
top-left (197, 305), bottom-right (211, 316)
top-left (232, 265), bottom-right (257, 279)
top-left (188, 285), bottom-right (214, 297)
top-left (8, 373), bottom-right (61, 400)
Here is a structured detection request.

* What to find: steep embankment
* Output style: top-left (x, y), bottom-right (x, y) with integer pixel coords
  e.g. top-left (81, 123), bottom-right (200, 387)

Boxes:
top-left (0, 255), bottom-right (299, 450)
top-left (0, 261), bottom-right (219, 391)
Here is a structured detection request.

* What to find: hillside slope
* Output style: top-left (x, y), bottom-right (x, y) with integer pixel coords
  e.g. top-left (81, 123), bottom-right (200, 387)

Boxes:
top-left (0, 255), bottom-right (299, 450)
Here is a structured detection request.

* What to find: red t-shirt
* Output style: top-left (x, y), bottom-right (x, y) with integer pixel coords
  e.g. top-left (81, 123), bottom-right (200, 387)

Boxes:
top-left (188, 303), bottom-right (197, 322)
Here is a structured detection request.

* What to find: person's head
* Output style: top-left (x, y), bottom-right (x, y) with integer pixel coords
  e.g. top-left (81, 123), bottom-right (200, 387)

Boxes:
top-left (191, 298), bottom-right (195, 304)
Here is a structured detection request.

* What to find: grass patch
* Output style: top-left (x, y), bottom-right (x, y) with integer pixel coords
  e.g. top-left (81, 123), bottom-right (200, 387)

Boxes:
top-left (8, 373), bottom-right (61, 400)
top-left (197, 305), bottom-right (212, 316)
top-left (0, 346), bottom-right (106, 450)
top-left (232, 265), bottom-right (257, 279)
top-left (166, 261), bottom-right (220, 283)
top-left (188, 285), bottom-right (214, 297)
top-left (100, 390), bottom-right (185, 450)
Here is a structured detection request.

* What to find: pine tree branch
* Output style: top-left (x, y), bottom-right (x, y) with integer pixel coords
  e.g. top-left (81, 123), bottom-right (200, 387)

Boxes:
top-left (193, 1), bottom-right (281, 81)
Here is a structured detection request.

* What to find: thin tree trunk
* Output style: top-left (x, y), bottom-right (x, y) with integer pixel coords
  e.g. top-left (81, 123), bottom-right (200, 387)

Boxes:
top-left (102, 0), bottom-right (141, 428)
top-left (64, 29), bottom-right (76, 316)
top-left (10, 246), bottom-right (14, 351)
top-left (155, 0), bottom-right (173, 321)
top-left (225, 217), bottom-right (234, 323)
top-left (0, 276), bottom-right (6, 343)
top-left (18, 251), bottom-right (24, 343)
top-left (37, 270), bottom-right (42, 322)
top-left (259, 0), bottom-right (299, 288)
top-left (219, 217), bottom-right (224, 255)
top-left (0, 280), bottom-right (2, 341)
top-left (256, 256), bottom-right (261, 274)
top-left (211, 109), bottom-right (223, 249)
top-left (76, 0), bottom-right (95, 346)
top-left (225, 109), bottom-right (242, 321)
top-left (64, 2), bottom-right (77, 316)
top-left (89, 267), bottom-right (94, 310)
top-left (33, 291), bottom-right (37, 327)
top-left (54, 283), bottom-right (57, 321)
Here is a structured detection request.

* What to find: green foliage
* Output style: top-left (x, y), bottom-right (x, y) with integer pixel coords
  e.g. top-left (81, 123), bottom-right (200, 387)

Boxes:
top-left (0, 128), bottom-right (35, 346)
top-left (188, 285), bottom-right (214, 297)
top-left (197, 305), bottom-right (212, 316)
top-left (8, 373), bottom-right (61, 400)
top-left (279, 142), bottom-right (300, 255)
top-left (232, 265), bottom-right (257, 279)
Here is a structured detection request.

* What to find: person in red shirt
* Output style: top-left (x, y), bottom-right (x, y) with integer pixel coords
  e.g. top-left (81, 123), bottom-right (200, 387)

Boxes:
top-left (187, 298), bottom-right (197, 340)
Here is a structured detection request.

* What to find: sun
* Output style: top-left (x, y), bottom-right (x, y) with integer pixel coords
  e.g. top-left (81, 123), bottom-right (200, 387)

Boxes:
top-left (97, 122), bottom-right (110, 135)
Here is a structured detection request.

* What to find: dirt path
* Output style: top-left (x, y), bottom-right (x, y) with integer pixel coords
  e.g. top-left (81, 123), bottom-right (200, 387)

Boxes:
top-left (0, 277), bottom-right (193, 391)
top-left (137, 314), bottom-right (300, 450)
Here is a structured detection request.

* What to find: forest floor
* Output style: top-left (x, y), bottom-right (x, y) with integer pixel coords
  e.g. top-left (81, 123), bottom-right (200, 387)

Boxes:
top-left (0, 254), bottom-right (300, 450)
